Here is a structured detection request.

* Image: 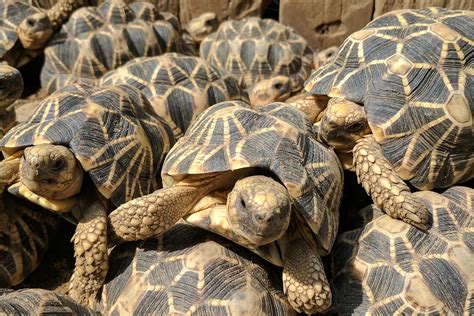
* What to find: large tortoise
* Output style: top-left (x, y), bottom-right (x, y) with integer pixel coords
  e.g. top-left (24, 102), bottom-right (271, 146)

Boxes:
top-left (109, 101), bottom-right (344, 314)
top-left (200, 17), bottom-right (313, 105)
top-left (99, 223), bottom-right (296, 315)
top-left (305, 8), bottom-right (474, 231)
top-left (99, 53), bottom-right (248, 138)
top-left (329, 186), bottom-right (473, 314)
top-left (40, 0), bottom-right (189, 93)
top-left (0, 83), bottom-right (174, 306)
top-left (0, 0), bottom-right (86, 67)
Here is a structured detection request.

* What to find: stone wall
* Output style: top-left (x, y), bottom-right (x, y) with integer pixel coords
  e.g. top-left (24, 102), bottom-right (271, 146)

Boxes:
top-left (122, 0), bottom-right (270, 24)
top-left (280, 0), bottom-right (474, 51)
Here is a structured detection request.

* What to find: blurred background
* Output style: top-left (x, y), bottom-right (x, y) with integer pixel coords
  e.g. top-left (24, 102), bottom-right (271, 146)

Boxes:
top-left (29, 0), bottom-right (474, 51)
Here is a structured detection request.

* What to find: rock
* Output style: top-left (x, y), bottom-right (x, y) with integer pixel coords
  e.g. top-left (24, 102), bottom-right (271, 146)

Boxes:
top-left (136, 0), bottom-right (180, 17)
top-left (280, 0), bottom-right (474, 52)
top-left (179, 0), bottom-right (271, 24)
top-left (373, 0), bottom-right (474, 17)
top-left (279, 0), bottom-right (373, 52)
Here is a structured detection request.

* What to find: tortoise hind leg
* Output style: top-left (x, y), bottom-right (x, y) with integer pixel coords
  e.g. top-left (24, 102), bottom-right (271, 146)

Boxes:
top-left (68, 200), bottom-right (108, 307)
top-left (353, 135), bottom-right (429, 231)
top-left (283, 228), bottom-right (332, 314)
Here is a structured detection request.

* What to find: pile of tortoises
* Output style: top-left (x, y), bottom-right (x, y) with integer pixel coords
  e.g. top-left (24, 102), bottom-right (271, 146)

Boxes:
top-left (0, 2), bottom-right (472, 314)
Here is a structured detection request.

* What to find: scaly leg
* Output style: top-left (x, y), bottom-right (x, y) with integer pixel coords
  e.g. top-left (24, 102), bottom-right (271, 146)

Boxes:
top-left (353, 136), bottom-right (429, 231)
top-left (283, 228), bottom-right (332, 314)
top-left (68, 200), bottom-right (108, 307)
top-left (109, 186), bottom-right (203, 241)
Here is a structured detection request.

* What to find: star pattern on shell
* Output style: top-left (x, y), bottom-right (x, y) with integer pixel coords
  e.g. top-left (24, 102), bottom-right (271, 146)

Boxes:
top-left (0, 194), bottom-right (58, 287)
top-left (163, 101), bottom-right (343, 252)
top-left (306, 7), bottom-right (473, 189)
top-left (40, 1), bottom-right (188, 93)
top-left (200, 17), bottom-right (313, 91)
top-left (100, 225), bottom-right (291, 314)
top-left (0, 84), bottom-right (173, 206)
top-left (100, 54), bottom-right (247, 137)
top-left (0, 1), bottom-right (41, 65)
top-left (330, 186), bottom-right (473, 314)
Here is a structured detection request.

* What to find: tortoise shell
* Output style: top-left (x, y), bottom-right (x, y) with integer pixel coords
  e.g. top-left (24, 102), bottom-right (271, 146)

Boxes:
top-left (40, 1), bottom-right (189, 93)
top-left (329, 186), bottom-right (473, 314)
top-left (0, 288), bottom-right (95, 314)
top-left (163, 101), bottom-right (343, 253)
top-left (0, 1), bottom-right (41, 66)
top-left (0, 193), bottom-right (59, 287)
top-left (99, 224), bottom-right (295, 315)
top-left (200, 17), bottom-right (313, 91)
top-left (305, 8), bottom-right (474, 190)
top-left (0, 83), bottom-right (174, 207)
top-left (100, 53), bottom-right (248, 137)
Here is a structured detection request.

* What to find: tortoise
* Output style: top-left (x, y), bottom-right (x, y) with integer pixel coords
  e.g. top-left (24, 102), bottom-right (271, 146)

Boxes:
top-left (109, 101), bottom-right (344, 314)
top-left (328, 186), bottom-right (473, 314)
top-left (305, 8), bottom-right (474, 231)
top-left (0, 190), bottom-right (59, 287)
top-left (0, 0), bottom-right (86, 67)
top-left (313, 46), bottom-right (338, 70)
top-left (200, 17), bottom-right (313, 104)
top-left (181, 12), bottom-right (219, 55)
top-left (0, 64), bottom-right (23, 137)
top-left (99, 53), bottom-right (248, 138)
top-left (99, 223), bottom-right (296, 315)
top-left (40, 0), bottom-right (190, 93)
top-left (0, 288), bottom-right (95, 314)
top-left (0, 83), bottom-right (174, 307)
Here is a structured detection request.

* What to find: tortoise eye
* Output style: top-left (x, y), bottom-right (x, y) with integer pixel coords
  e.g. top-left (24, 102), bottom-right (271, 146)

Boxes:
top-left (347, 122), bottom-right (364, 132)
top-left (26, 18), bottom-right (35, 27)
top-left (52, 159), bottom-right (65, 171)
top-left (274, 83), bottom-right (283, 90)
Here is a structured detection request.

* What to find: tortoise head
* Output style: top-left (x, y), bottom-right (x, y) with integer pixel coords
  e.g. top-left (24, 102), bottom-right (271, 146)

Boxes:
top-left (313, 46), bottom-right (338, 69)
top-left (227, 175), bottom-right (291, 246)
top-left (20, 144), bottom-right (83, 200)
top-left (186, 12), bottom-right (219, 44)
top-left (318, 98), bottom-right (371, 152)
top-left (17, 12), bottom-right (54, 50)
top-left (248, 76), bottom-right (292, 107)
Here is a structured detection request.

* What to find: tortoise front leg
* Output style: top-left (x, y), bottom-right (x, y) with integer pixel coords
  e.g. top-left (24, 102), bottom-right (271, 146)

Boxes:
top-left (68, 200), bottom-right (108, 307)
top-left (353, 135), bottom-right (429, 231)
top-left (283, 229), bottom-right (332, 314)
top-left (46, 0), bottom-right (88, 29)
top-left (109, 186), bottom-right (203, 241)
